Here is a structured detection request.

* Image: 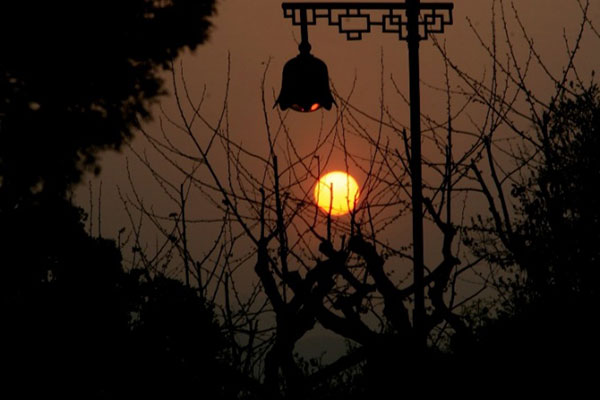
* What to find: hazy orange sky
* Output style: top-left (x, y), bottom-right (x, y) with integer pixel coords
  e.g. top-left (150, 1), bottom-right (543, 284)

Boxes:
top-left (76, 0), bottom-right (600, 359)
top-left (84, 0), bottom-right (599, 247)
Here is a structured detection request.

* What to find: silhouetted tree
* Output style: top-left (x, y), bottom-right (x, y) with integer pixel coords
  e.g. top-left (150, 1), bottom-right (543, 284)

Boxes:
top-left (123, 271), bottom-right (233, 399)
top-left (0, 1), bottom-right (225, 397)
top-left (470, 84), bottom-right (600, 301)
top-left (1, 199), bottom-right (128, 396)
top-left (460, 85), bottom-right (600, 382)
top-left (0, 0), bottom-right (215, 201)
top-left (509, 85), bottom-right (600, 301)
top-left (445, 0), bottom-right (600, 387)
top-left (0, 198), bottom-right (235, 398)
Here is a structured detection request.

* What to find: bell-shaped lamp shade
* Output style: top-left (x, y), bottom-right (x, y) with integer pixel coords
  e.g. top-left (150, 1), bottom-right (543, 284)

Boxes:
top-left (275, 53), bottom-right (335, 112)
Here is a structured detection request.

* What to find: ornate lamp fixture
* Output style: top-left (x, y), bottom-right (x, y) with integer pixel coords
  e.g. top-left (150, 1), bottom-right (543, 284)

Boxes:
top-left (275, 8), bottom-right (335, 112)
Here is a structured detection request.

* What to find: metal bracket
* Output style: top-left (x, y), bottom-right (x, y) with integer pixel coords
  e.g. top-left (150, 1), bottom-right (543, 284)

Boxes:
top-left (283, 2), bottom-right (453, 41)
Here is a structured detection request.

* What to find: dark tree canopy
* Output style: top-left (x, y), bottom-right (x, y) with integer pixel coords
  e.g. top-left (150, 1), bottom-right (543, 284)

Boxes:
top-left (0, 192), bottom-right (230, 398)
top-left (512, 84), bottom-right (600, 301)
top-left (0, 2), bottom-right (228, 397)
top-left (470, 84), bottom-right (600, 303)
top-left (0, 0), bottom-right (216, 202)
top-left (460, 85), bottom-right (600, 385)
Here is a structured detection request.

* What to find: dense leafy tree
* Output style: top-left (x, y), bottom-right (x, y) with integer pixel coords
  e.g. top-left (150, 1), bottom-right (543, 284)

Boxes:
top-left (460, 85), bottom-right (600, 386)
top-left (511, 84), bottom-right (600, 301)
top-left (469, 84), bottom-right (600, 304)
top-left (0, 198), bottom-right (231, 397)
top-left (0, 0), bottom-right (215, 201)
top-left (125, 273), bottom-right (230, 399)
top-left (0, 1), bottom-right (226, 397)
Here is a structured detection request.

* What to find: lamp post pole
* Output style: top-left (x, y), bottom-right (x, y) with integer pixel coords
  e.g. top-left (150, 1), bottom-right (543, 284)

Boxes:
top-left (279, 1), bottom-right (453, 351)
top-left (406, 0), bottom-right (426, 350)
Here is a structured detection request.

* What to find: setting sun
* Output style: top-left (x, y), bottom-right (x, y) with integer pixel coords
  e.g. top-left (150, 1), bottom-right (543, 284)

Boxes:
top-left (314, 171), bottom-right (360, 216)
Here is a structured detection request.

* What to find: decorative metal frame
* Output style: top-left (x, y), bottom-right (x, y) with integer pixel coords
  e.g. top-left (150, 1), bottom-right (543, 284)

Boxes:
top-left (282, 2), bottom-right (453, 41)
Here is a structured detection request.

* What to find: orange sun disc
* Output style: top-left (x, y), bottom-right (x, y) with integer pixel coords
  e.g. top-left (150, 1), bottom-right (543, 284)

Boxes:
top-left (314, 171), bottom-right (360, 216)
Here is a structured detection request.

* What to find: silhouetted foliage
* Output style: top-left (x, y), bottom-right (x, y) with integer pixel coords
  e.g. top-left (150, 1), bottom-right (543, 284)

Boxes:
top-left (0, 1), bottom-right (227, 397)
top-left (125, 272), bottom-right (229, 398)
top-left (511, 84), bottom-right (600, 302)
top-left (0, 0), bottom-right (215, 202)
top-left (469, 84), bottom-right (600, 303)
top-left (1, 199), bottom-right (233, 398)
top-left (460, 85), bottom-right (600, 387)
top-left (1, 199), bottom-right (127, 397)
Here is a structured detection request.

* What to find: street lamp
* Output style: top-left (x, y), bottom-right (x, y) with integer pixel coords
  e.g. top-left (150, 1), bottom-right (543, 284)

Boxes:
top-left (277, 1), bottom-right (454, 350)
top-left (275, 5), bottom-right (335, 112)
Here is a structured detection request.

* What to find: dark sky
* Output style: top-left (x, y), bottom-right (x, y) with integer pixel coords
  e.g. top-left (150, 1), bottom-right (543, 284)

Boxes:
top-left (76, 0), bottom-right (600, 360)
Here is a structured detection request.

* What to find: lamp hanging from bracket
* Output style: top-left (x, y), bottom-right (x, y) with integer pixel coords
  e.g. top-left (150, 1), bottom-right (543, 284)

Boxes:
top-left (275, 8), bottom-right (335, 112)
